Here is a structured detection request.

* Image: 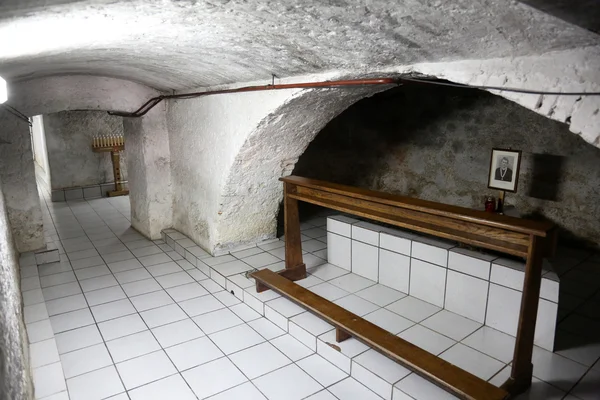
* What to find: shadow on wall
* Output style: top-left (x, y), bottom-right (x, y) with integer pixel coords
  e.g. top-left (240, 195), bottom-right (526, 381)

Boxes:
top-left (281, 84), bottom-right (600, 248)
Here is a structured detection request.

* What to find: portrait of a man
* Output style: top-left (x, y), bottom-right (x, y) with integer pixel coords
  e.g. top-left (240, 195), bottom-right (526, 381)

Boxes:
top-left (488, 149), bottom-right (521, 192)
top-left (494, 157), bottom-right (513, 182)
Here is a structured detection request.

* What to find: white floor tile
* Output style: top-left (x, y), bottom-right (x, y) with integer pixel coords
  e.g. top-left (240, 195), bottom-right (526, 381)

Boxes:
top-left (151, 318), bottom-right (204, 348)
top-left (248, 317), bottom-right (286, 340)
top-left (213, 290), bottom-right (241, 306)
top-left (138, 253), bottom-right (172, 267)
top-left (329, 273), bottom-right (376, 293)
top-left (140, 303), bottom-right (187, 328)
top-left (304, 390), bottom-right (338, 400)
top-left (270, 334), bottom-right (314, 362)
top-left (25, 303), bottom-right (49, 324)
top-left (27, 319), bottom-right (55, 344)
top-left (209, 324), bottom-right (265, 355)
top-left (243, 252), bottom-right (281, 268)
top-left (23, 288), bottom-right (45, 306)
top-left (106, 330), bottom-right (161, 363)
top-left (74, 265), bottom-right (111, 280)
top-left (33, 362), bottom-right (67, 399)
top-left (193, 308), bottom-right (244, 334)
top-left (394, 373), bottom-right (460, 400)
top-left (334, 294), bottom-right (380, 316)
top-left (328, 377), bottom-right (381, 400)
top-left (107, 258), bottom-right (141, 273)
top-left (121, 278), bottom-right (162, 297)
top-left (42, 282), bottom-right (82, 301)
top-left (398, 324), bottom-right (456, 355)
top-left (165, 336), bottom-right (224, 371)
top-left (515, 377), bottom-right (566, 400)
top-left (66, 366), bottom-right (124, 400)
top-left (290, 312), bottom-right (334, 336)
top-left (130, 290), bottom-right (173, 312)
top-left (84, 286), bottom-right (127, 308)
top-left (54, 325), bottom-right (103, 354)
top-left (462, 327), bottom-right (516, 363)
top-left (116, 350), bottom-right (177, 390)
top-left (439, 343), bottom-right (504, 380)
top-left (355, 284), bottom-right (406, 307)
top-left (354, 349), bottom-right (411, 384)
top-left (60, 343), bottom-right (113, 378)
top-left (155, 271), bottom-right (195, 289)
top-left (114, 268), bottom-right (152, 284)
top-left (253, 364), bottom-right (322, 400)
top-left (30, 338), bottom-right (60, 368)
top-left (230, 342), bottom-right (292, 379)
top-left (297, 354), bottom-right (347, 387)
top-left (182, 357), bottom-right (247, 398)
top-left (166, 282), bottom-right (208, 302)
top-left (570, 368), bottom-right (600, 400)
top-left (98, 314), bottom-right (147, 341)
top-left (308, 263), bottom-right (350, 281)
top-left (179, 294), bottom-right (225, 316)
top-left (49, 308), bottom-right (94, 333)
top-left (230, 303), bottom-right (262, 322)
top-left (208, 382), bottom-right (267, 400)
top-left (421, 310), bottom-right (481, 341)
top-left (531, 346), bottom-right (589, 391)
top-left (90, 299), bottom-right (136, 322)
top-left (128, 374), bottom-right (197, 400)
top-left (79, 274), bottom-right (119, 292)
top-left (363, 308), bottom-right (414, 334)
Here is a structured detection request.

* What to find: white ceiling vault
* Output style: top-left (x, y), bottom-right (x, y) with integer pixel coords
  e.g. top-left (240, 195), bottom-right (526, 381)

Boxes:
top-left (0, 0), bottom-right (598, 91)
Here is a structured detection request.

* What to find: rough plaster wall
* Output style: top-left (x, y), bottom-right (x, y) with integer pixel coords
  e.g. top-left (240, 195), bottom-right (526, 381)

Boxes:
top-left (0, 112), bottom-right (44, 252)
top-left (403, 47), bottom-right (600, 148)
top-left (0, 181), bottom-right (32, 400)
top-left (294, 85), bottom-right (600, 246)
top-left (31, 115), bottom-right (51, 192)
top-left (0, 0), bottom-right (598, 90)
top-left (0, 75), bottom-right (159, 251)
top-left (215, 86), bottom-right (388, 252)
top-left (166, 89), bottom-right (302, 250)
top-left (123, 103), bottom-right (172, 240)
top-left (43, 111), bottom-right (127, 189)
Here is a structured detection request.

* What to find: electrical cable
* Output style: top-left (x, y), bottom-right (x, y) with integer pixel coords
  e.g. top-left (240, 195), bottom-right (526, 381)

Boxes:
top-left (109, 76), bottom-right (600, 118)
top-left (398, 77), bottom-right (600, 96)
top-left (0, 104), bottom-right (32, 126)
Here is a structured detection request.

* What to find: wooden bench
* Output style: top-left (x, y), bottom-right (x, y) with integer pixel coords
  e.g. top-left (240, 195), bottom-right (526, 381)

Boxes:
top-left (251, 176), bottom-right (556, 399)
top-left (253, 269), bottom-right (509, 400)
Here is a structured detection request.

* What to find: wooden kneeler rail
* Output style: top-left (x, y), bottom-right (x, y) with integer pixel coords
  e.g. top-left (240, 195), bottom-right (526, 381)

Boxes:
top-left (253, 269), bottom-right (508, 400)
top-left (251, 176), bottom-right (557, 400)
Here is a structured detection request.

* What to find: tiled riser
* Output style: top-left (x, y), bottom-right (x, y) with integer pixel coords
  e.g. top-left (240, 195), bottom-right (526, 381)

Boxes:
top-left (325, 216), bottom-right (560, 351)
top-left (51, 183), bottom-right (129, 202)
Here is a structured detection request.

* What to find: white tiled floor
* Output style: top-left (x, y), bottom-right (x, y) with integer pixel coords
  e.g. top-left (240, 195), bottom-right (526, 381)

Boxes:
top-left (21, 192), bottom-right (600, 400)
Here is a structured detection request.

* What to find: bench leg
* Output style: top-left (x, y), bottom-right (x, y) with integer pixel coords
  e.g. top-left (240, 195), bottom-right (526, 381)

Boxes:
top-left (505, 236), bottom-right (544, 396)
top-left (336, 328), bottom-right (351, 343)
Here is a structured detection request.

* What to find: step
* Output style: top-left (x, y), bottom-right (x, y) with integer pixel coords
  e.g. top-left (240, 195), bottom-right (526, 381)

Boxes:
top-left (252, 268), bottom-right (508, 400)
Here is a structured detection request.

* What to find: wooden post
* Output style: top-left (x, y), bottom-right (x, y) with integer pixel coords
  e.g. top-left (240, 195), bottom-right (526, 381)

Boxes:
top-left (111, 151), bottom-right (122, 192)
top-left (255, 182), bottom-right (306, 292)
top-left (502, 235), bottom-right (544, 395)
top-left (284, 182), bottom-right (304, 270)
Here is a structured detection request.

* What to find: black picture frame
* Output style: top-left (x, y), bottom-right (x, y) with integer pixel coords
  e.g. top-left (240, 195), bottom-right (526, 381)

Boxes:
top-left (488, 148), bottom-right (522, 193)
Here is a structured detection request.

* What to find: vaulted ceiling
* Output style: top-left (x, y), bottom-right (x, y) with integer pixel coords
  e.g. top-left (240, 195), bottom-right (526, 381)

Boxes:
top-left (0, 0), bottom-right (598, 91)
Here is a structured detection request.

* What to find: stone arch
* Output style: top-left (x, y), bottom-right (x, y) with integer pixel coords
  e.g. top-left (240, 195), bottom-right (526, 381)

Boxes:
top-left (214, 85), bottom-right (389, 251)
top-left (216, 49), bottom-right (600, 252)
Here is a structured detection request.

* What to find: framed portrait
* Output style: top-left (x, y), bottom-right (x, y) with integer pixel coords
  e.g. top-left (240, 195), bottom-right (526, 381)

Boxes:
top-left (488, 148), bottom-right (522, 192)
